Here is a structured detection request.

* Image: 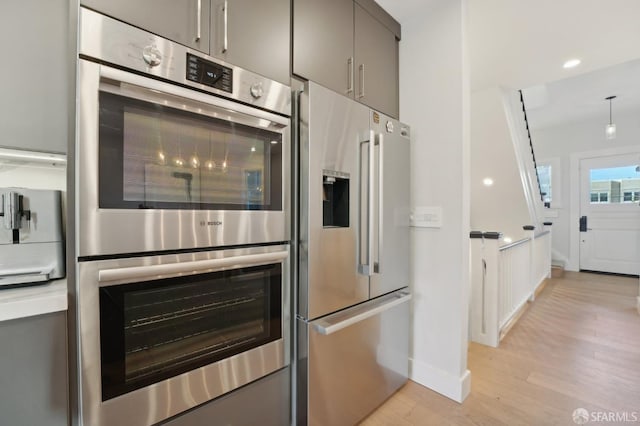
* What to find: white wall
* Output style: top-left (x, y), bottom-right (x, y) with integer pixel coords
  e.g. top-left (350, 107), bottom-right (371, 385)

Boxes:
top-left (470, 87), bottom-right (531, 242)
top-left (399, 0), bottom-right (471, 402)
top-left (531, 108), bottom-right (640, 269)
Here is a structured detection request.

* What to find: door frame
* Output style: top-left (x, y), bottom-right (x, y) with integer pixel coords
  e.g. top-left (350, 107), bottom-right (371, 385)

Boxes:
top-left (568, 145), bottom-right (640, 271)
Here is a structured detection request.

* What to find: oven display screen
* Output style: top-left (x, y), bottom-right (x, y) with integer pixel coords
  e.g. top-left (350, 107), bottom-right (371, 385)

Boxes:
top-left (99, 263), bottom-right (282, 401)
top-left (186, 53), bottom-right (232, 93)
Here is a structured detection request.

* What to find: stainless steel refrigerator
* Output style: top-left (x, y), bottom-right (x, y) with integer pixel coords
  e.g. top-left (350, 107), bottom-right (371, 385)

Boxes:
top-left (295, 81), bottom-right (411, 425)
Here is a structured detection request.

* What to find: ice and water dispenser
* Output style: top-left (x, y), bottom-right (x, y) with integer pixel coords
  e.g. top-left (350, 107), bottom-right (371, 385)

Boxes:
top-left (322, 171), bottom-right (349, 228)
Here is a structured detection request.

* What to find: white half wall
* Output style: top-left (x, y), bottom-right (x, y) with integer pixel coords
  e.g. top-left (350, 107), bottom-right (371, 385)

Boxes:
top-left (470, 87), bottom-right (532, 242)
top-left (399, 0), bottom-right (471, 403)
top-left (531, 109), bottom-right (640, 270)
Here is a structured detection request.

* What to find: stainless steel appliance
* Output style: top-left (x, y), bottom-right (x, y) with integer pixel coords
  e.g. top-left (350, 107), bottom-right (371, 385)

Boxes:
top-left (296, 82), bottom-right (411, 425)
top-left (76, 245), bottom-right (289, 425)
top-left (76, 7), bottom-right (290, 257)
top-left (71, 8), bottom-right (292, 426)
top-left (0, 188), bottom-right (64, 287)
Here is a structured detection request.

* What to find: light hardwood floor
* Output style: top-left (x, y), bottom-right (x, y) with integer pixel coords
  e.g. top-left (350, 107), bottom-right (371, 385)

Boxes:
top-left (361, 272), bottom-right (640, 425)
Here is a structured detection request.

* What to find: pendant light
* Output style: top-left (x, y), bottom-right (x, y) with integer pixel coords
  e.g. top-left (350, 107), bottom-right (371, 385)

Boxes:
top-left (605, 95), bottom-right (617, 140)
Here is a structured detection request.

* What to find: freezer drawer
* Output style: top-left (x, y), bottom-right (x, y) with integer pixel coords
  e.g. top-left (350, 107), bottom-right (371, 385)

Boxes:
top-left (298, 289), bottom-right (410, 426)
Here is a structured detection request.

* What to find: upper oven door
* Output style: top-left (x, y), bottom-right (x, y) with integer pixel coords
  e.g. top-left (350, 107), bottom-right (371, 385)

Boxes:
top-left (77, 59), bottom-right (290, 256)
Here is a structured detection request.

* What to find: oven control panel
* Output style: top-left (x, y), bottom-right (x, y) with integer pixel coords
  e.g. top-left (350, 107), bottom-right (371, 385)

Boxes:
top-left (186, 53), bottom-right (233, 93)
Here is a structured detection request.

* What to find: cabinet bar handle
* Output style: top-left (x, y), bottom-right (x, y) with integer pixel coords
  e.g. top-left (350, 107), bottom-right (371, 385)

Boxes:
top-left (358, 64), bottom-right (365, 99)
top-left (195, 0), bottom-right (202, 42)
top-left (347, 57), bottom-right (354, 94)
top-left (222, 0), bottom-right (229, 53)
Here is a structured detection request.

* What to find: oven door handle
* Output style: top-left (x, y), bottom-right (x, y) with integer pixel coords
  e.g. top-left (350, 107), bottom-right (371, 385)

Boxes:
top-left (99, 65), bottom-right (289, 127)
top-left (98, 250), bottom-right (288, 283)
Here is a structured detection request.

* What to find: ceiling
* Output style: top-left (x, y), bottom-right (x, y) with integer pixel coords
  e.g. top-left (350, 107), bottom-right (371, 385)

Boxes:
top-left (523, 58), bottom-right (640, 130)
top-left (374, 0), bottom-right (441, 24)
top-left (375, 0), bottom-right (640, 129)
top-left (376, 0), bottom-right (640, 92)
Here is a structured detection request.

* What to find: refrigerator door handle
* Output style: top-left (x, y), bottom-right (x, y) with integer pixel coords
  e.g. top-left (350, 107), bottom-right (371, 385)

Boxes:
top-left (312, 291), bottom-right (411, 336)
top-left (358, 130), bottom-right (376, 276)
top-left (375, 132), bottom-right (383, 274)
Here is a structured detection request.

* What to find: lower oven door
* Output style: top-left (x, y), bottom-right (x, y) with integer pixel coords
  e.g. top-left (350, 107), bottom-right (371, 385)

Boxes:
top-left (76, 244), bottom-right (289, 426)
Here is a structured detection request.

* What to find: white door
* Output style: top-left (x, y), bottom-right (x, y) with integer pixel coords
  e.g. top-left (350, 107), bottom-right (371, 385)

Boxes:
top-left (579, 154), bottom-right (640, 275)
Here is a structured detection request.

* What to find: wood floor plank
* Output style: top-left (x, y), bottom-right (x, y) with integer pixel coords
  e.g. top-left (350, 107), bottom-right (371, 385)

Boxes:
top-left (360, 272), bottom-right (640, 425)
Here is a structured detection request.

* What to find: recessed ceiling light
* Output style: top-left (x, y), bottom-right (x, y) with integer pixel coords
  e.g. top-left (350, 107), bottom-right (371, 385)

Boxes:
top-left (503, 237), bottom-right (512, 244)
top-left (483, 177), bottom-right (494, 186)
top-left (563, 59), bottom-right (581, 69)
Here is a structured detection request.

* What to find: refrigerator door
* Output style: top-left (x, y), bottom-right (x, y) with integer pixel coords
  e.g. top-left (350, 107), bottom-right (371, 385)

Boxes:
top-left (302, 288), bottom-right (411, 426)
top-left (370, 112), bottom-right (411, 298)
top-left (299, 82), bottom-right (371, 320)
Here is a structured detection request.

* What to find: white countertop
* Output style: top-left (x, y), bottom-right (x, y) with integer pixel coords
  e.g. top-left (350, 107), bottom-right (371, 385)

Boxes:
top-left (0, 278), bottom-right (67, 322)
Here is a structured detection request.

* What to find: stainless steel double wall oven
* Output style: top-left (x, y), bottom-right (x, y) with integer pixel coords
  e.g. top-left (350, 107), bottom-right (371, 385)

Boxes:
top-left (72, 8), bottom-right (291, 426)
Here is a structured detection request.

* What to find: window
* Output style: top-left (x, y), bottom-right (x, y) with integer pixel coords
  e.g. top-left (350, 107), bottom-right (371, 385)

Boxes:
top-left (537, 158), bottom-right (561, 208)
top-left (589, 165), bottom-right (640, 205)
top-left (537, 164), bottom-right (552, 204)
top-left (590, 192), bottom-right (611, 203)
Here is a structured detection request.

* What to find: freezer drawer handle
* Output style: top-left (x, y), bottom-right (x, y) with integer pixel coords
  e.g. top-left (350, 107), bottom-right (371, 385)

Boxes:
top-left (98, 250), bottom-right (288, 283)
top-left (313, 292), bottom-right (411, 336)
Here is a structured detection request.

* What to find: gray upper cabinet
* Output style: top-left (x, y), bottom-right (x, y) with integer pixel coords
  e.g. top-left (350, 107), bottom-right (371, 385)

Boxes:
top-left (0, 0), bottom-right (69, 154)
top-left (293, 0), bottom-right (400, 118)
top-left (354, 4), bottom-right (398, 118)
top-left (81, 0), bottom-right (211, 53)
top-left (293, 0), bottom-right (355, 97)
top-left (210, 0), bottom-right (291, 85)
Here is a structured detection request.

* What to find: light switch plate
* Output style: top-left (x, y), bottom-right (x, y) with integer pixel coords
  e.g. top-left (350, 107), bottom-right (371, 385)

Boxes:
top-left (410, 206), bottom-right (442, 228)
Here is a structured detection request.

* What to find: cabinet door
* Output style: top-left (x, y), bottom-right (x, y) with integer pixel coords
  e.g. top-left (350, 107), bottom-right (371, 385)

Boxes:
top-left (210, 0), bottom-right (290, 85)
top-left (293, 0), bottom-right (354, 96)
top-left (0, 312), bottom-right (68, 426)
top-left (81, 0), bottom-right (210, 53)
top-left (0, 0), bottom-right (68, 154)
top-left (354, 4), bottom-right (399, 118)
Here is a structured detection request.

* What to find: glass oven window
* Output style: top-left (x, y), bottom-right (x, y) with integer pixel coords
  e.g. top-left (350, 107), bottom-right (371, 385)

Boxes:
top-left (98, 91), bottom-right (283, 210)
top-left (99, 263), bottom-right (282, 401)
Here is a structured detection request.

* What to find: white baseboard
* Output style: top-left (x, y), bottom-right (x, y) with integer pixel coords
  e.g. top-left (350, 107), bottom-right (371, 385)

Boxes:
top-left (409, 358), bottom-right (471, 403)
